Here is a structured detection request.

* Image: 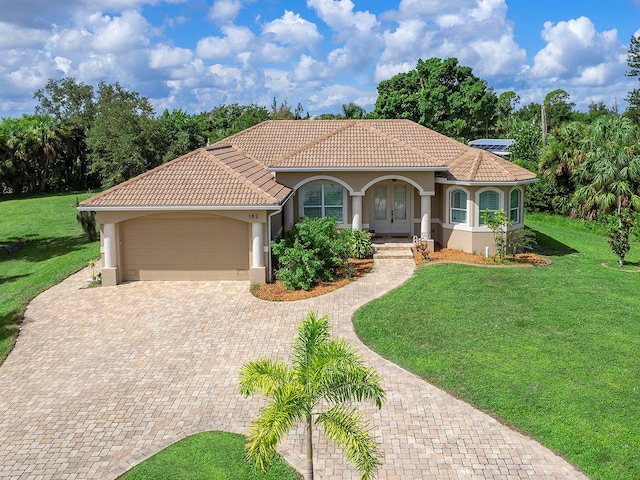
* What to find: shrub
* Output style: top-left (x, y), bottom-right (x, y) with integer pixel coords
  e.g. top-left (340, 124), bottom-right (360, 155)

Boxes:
top-left (272, 217), bottom-right (349, 290)
top-left (506, 227), bottom-right (537, 255)
top-left (342, 228), bottom-right (374, 259)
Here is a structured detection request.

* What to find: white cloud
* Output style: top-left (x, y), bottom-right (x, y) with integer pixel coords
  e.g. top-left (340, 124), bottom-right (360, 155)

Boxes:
top-left (290, 54), bottom-right (329, 82)
top-left (530, 17), bottom-right (625, 82)
top-left (263, 10), bottom-right (322, 46)
top-left (209, 0), bottom-right (242, 23)
top-left (149, 44), bottom-right (193, 69)
top-left (0, 22), bottom-right (49, 49)
top-left (87, 10), bottom-right (151, 52)
top-left (196, 25), bottom-right (255, 59)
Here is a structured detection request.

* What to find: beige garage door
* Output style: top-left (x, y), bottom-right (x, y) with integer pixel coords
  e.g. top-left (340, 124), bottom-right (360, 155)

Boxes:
top-left (120, 213), bottom-right (249, 281)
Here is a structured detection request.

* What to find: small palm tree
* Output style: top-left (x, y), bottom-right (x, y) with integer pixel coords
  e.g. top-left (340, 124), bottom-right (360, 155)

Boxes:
top-left (239, 311), bottom-right (386, 480)
top-left (572, 116), bottom-right (640, 265)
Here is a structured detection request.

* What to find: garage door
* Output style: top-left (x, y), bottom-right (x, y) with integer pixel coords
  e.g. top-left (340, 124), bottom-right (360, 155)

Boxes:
top-left (120, 213), bottom-right (250, 281)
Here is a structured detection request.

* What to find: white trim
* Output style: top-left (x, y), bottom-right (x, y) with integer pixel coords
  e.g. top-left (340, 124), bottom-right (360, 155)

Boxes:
top-left (445, 186), bottom-right (470, 226)
top-left (291, 175), bottom-right (355, 194)
top-left (435, 177), bottom-right (538, 186)
top-left (78, 204), bottom-right (284, 212)
top-left (508, 186), bottom-right (524, 226)
top-left (269, 166), bottom-right (447, 173)
top-left (360, 175), bottom-right (432, 195)
top-left (476, 187), bottom-right (504, 226)
top-left (298, 181), bottom-right (348, 223)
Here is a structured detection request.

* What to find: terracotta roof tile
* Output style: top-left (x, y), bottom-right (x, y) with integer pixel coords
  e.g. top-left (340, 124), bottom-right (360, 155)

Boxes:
top-left (81, 145), bottom-right (291, 208)
top-left (82, 119), bottom-right (536, 209)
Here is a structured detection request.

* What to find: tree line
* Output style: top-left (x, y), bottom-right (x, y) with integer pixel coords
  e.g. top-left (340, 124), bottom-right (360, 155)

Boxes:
top-left (2, 36), bottom-right (639, 239)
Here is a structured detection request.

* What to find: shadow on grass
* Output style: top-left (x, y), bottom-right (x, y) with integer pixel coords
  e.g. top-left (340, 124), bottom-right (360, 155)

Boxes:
top-left (0, 308), bottom-right (23, 363)
top-left (529, 228), bottom-right (579, 256)
top-left (0, 274), bottom-right (30, 285)
top-left (0, 235), bottom-right (92, 263)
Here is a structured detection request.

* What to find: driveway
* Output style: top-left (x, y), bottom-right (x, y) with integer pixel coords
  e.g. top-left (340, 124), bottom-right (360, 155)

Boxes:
top-left (0, 259), bottom-right (587, 479)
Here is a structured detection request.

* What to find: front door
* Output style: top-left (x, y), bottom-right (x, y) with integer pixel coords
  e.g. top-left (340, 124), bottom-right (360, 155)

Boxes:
top-left (371, 181), bottom-right (411, 235)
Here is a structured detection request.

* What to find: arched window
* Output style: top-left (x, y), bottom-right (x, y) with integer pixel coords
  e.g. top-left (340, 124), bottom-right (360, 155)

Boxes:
top-left (450, 189), bottom-right (467, 224)
top-left (510, 189), bottom-right (521, 223)
top-left (301, 183), bottom-right (344, 222)
top-left (479, 190), bottom-right (500, 225)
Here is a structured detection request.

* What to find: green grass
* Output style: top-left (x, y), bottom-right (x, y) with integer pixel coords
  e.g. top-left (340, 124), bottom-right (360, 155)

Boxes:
top-left (118, 431), bottom-right (301, 480)
top-left (354, 212), bottom-right (640, 480)
top-left (0, 191), bottom-right (100, 361)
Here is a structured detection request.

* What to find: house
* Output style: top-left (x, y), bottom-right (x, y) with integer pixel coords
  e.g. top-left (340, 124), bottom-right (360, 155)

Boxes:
top-left (79, 119), bottom-right (537, 286)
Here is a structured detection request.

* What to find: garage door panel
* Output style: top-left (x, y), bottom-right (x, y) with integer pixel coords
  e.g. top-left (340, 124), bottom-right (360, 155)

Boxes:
top-left (120, 214), bottom-right (250, 281)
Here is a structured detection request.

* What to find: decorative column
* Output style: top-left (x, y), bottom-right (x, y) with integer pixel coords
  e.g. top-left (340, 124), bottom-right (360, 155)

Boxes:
top-left (250, 222), bottom-right (266, 284)
top-left (420, 194), bottom-right (435, 251)
top-left (351, 194), bottom-right (363, 230)
top-left (101, 223), bottom-right (118, 286)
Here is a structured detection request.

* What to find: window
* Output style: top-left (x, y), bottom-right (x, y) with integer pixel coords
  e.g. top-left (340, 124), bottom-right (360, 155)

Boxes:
top-left (510, 189), bottom-right (521, 223)
top-left (479, 190), bottom-right (500, 225)
top-left (301, 183), bottom-right (344, 222)
top-left (450, 189), bottom-right (467, 224)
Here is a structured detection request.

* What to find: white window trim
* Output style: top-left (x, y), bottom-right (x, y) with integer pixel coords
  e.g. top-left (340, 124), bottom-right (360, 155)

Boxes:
top-left (445, 186), bottom-right (470, 227)
top-left (509, 187), bottom-right (524, 226)
top-left (298, 181), bottom-right (348, 226)
top-left (475, 187), bottom-right (504, 227)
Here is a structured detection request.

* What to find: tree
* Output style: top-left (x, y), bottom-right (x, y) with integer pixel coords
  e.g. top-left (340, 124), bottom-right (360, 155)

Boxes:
top-left (625, 34), bottom-right (640, 123)
top-left (481, 209), bottom-right (512, 260)
top-left (86, 82), bottom-right (164, 187)
top-left (572, 116), bottom-right (640, 265)
top-left (495, 91), bottom-right (520, 136)
top-left (342, 102), bottom-right (366, 119)
top-left (239, 311), bottom-right (385, 480)
top-left (34, 77), bottom-right (97, 189)
top-left (543, 89), bottom-right (575, 131)
top-left (373, 57), bottom-right (498, 141)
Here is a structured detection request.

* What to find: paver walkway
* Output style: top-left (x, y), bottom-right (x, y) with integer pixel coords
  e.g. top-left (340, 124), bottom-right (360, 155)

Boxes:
top-left (0, 259), bottom-right (588, 479)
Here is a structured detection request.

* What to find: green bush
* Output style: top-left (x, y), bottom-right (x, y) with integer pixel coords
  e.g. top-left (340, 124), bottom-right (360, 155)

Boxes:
top-left (272, 217), bottom-right (349, 290)
top-left (342, 228), bottom-right (374, 259)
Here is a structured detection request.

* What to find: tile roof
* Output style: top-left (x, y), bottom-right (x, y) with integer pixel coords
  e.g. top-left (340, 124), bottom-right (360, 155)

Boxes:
top-left (215, 119), bottom-right (536, 181)
top-left (80, 145), bottom-right (291, 208)
top-left (81, 119), bottom-right (536, 209)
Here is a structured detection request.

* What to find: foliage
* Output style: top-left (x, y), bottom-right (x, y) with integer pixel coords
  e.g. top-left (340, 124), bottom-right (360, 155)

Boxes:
top-left (506, 226), bottom-right (537, 254)
top-left (86, 82), bottom-right (164, 188)
top-left (0, 192), bottom-right (100, 363)
top-left (626, 34), bottom-right (640, 123)
top-left (481, 209), bottom-right (512, 260)
top-left (75, 208), bottom-right (98, 242)
top-left (508, 121), bottom-right (542, 170)
top-left (341, 228), bottom-right (374, 259)
top-left (239, 311), bottom-right (385, 480)
top-left (543, 89), bottom-right (575, 131)
top-left (495, 91), bottom-right (520, 136)
top-left (373, 57), bottom-right (498, 141)
top-left (272, 217), bottom-right (349, 290)
top-left (608, 208), bottom-right (634, 266)
top-left (354, 213), bottom-right (640, 480)
top-left (120, 431), bottom-right (300, 480)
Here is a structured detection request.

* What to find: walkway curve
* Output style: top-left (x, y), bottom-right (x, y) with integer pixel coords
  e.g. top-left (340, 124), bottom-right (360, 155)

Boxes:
top-left (0, 259), bottom-right (587, 479)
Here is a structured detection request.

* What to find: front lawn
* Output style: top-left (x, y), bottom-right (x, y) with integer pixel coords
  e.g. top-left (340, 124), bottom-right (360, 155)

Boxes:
top-left (0, 191), bottom-right (100, 362)
top-left (118, 431), bottom-right (301, 480)
top-left (354, 213), bottom-right (640, 480)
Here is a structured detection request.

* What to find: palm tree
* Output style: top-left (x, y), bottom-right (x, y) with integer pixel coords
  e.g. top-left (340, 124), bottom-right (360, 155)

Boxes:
top-left (238, 311), bottom-right (386, 480)
top-left (572, 116), bottom-right (640, 265)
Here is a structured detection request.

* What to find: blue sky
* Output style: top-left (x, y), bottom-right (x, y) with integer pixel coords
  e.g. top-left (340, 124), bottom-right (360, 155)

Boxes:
top-left (0, 0), bottom-right (639, 119)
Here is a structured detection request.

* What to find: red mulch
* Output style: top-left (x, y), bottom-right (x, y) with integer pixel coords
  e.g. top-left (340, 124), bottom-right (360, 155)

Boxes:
top-left (253, 249), bottom-right (550, 302)
top-left (252, 258), bottom-right (374, 301)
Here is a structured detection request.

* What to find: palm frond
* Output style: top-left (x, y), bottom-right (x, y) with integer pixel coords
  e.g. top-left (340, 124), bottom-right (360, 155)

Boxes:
top-left (239, 358), bottom-right (293, 396)
top-left (316, 405), bottom-right (383, 480)
top-left (292, 311), bottom-right (331, 382)
top-left (245, 382), bottom-right (307, 472)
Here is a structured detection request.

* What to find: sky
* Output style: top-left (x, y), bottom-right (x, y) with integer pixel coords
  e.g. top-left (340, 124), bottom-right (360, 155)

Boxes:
top-left (0, 0), bottom-right (639, 119)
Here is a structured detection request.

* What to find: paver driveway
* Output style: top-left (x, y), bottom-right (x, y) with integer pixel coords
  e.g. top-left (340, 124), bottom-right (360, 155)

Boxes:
top-left (0, 259), bottom-right (587, 479)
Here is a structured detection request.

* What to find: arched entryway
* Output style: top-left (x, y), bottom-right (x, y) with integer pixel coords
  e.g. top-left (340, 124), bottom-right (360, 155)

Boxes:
top-left (369, 180), bottom-right (412, 236)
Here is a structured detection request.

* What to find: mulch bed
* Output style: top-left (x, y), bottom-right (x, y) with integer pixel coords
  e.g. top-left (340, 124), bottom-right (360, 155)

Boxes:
top-left (416, 247), bottom-right (551, 266)
top-left (253, 249), bottom-right (550, 302)
top-left (251, 258), bottom-right (374, 301)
